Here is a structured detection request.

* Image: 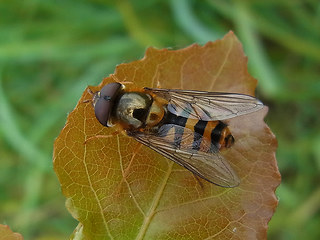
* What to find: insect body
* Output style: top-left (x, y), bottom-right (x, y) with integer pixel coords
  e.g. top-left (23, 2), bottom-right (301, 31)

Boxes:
top-left (92, 82), bottom-right (264, 187)
top-left (162, 112), bottom-right (235, 151)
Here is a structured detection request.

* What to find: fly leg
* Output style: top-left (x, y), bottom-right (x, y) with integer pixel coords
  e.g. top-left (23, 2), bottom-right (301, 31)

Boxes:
top-left (111, 74), bottom-right (133, 85)
top-left (113, 142), bottom-right (143, 197)
top-left (82, 87), bottom-right (97, 105)
top-left (84, 131), bottom-right (122, 144)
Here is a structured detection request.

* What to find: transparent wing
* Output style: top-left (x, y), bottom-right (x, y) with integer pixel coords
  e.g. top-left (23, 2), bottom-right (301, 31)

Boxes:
top-left (145, 87), bottom-right (264, 121)
top-left (129, 124), bottom-right (240, 187)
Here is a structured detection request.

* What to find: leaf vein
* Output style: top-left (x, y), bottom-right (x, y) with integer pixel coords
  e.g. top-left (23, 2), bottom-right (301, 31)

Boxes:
top-left (135, 161), bottom-right (174, 240)
top-left (209, 38), bottom-right (234, 89)
top-left (83, 121), bottom-right (114, 239)
top-left (117, 136), bottom-right (146, 217)
top-left (155, 188), bottom-right (232, 214)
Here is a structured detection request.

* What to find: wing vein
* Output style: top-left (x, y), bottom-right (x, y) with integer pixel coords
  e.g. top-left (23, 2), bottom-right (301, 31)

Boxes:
top-left (133, 125), bottom-right (240, 187)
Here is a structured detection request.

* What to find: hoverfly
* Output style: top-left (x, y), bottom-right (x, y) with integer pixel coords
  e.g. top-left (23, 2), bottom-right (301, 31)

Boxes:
top-left (92, 82), bottom-right (264, 187)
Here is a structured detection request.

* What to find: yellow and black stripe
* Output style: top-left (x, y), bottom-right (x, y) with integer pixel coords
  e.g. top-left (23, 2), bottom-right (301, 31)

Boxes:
top-left (162, 112), bottom-right (234, 152)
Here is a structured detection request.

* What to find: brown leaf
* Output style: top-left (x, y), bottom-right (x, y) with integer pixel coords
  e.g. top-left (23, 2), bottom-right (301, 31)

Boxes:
top-left (0, 225), bottom-right (23, 240)
top-left (53, 32), bottom-right (280, 239)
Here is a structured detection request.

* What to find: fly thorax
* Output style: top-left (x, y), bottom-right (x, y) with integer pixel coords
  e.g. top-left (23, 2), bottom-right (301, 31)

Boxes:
top-left (145, 100), bottom-right (166, 128)
top-left (115, 92), bottom-right (152, 129)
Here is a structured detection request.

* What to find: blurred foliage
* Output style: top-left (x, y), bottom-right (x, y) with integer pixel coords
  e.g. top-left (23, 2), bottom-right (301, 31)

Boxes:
top-left (0, 0), bottom-right (319, 239)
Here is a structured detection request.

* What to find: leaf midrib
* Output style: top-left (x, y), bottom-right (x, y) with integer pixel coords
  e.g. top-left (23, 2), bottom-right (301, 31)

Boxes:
top-left (209, 38), bottom-right (234, 90)
top-left (135, 161), bottom-right (174, 240)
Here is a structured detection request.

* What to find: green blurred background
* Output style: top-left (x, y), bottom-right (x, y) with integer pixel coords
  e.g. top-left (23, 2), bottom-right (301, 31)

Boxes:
top-left (0, 0), bottom-right (319, 239)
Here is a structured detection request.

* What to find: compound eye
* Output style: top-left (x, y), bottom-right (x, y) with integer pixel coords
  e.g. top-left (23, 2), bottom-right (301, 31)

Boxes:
top-left (94, 82), bottom-right (122, 126)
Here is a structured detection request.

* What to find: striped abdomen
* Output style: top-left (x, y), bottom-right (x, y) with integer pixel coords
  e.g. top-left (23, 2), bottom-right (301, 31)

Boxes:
top-left (163, 112), bottom-right (235, 152)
